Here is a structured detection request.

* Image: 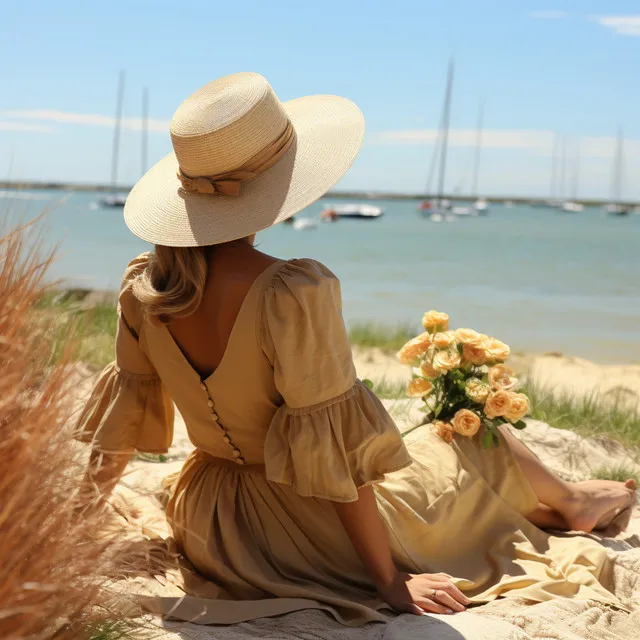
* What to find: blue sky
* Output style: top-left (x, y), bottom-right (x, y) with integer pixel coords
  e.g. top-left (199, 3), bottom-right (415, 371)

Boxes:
top-left (1, 1), bottom-right (639, 198)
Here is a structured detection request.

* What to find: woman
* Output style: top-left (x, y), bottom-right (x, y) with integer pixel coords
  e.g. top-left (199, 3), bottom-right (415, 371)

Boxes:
top-left (78, 73), bottom-right (635, 625)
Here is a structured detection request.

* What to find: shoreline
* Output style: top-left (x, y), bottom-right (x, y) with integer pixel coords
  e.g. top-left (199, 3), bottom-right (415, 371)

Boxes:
top-left (3, 182), bottom-right (640, 207)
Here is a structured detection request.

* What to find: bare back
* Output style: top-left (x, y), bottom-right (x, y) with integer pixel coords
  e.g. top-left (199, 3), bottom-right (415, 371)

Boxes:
top-left (167, 241), bottom-right (280, 379)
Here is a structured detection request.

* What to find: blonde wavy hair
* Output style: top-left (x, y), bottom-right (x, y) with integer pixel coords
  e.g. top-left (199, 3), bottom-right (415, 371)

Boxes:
top-left (132, 245), bottom-right (208, 322)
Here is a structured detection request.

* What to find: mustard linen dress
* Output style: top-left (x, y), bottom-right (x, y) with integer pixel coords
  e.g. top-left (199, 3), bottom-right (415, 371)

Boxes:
top-left (77, 254), bottom-right (622, 626)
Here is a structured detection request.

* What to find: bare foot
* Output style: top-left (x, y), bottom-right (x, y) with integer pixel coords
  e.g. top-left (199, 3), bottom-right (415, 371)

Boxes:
top-left (560, 479), bottom-right (637, 532)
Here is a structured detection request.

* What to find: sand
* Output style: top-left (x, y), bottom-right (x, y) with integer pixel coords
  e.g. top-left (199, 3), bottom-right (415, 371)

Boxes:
top-left (353, 347), bottom-right (640, 409)
top-left (72, 350), bottom-right (640, 639)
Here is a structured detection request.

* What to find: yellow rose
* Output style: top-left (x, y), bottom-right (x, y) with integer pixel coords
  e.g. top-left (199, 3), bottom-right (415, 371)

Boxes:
top-left (451, 409), bottom-right (481, 437)
top-left (455, 328), bottom-right (485, 346)
top-left (407, 378), bottom-right (433, 398)
top-left (420, 360), bottom-right (440, 379)
top-left (432, 348), bottom-right (461, 374)
top-left (462, 342), bottom-right (488, 366)
top-left (433, 420), bottom-right (454, 444)
top-left (488, 364), bottom-right (517, 391)
top-left (484, 337), bottom-right (510, 362)
top-left (484, 390), bottom-right (512, 419)
top-left (397, 332), bottom-right (432, 364)
top-left (504, 392), bottom-right (530, 423)
top-left (465, 377), bottom-right (491, 403)
top-left (432, 330), bottom-right (457, 348)
top-left (422, 310), bottom-right (449, 332)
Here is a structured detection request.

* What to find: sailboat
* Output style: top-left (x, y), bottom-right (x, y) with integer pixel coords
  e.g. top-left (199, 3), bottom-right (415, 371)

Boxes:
top-left (471, 99), bottom-right (489, 215)
top-left (543, 134), bottom-right (561, 209)
top-left (604, 128), bottom-right (629, 216)
top-left (561, 138), bottom-right (584, 213)
top-left (100, 71), bottom-right (128, 208)
top-left (419, 58), bottom-right (455, 222)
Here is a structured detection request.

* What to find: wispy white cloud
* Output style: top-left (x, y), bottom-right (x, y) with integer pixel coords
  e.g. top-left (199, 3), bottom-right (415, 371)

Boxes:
top-left (0, 120), bottom-right (54, 133)
top-left (370, 129), bottom-right (640, 160)
top-left (371, 128), bottom-right (555, 151)
top-left (590, 15), bottom-right (640, 36)
top-left (0, 110), bottom-right (170, 132)
top-left (529, 10), bottom-right (570, 20)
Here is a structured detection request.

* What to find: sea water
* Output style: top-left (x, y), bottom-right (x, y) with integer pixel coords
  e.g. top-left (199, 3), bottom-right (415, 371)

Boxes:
top-left (2, 190), bottom-right (639, 363)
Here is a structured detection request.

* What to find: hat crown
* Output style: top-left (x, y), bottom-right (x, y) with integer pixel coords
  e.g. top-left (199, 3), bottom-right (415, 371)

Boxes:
top-left (170, 73), bottom-right (289, 177)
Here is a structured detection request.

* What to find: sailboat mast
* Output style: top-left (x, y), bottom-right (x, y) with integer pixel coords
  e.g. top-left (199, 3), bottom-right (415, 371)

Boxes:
top-left (549, 134), bottom-right (558, 201)
top-left (558, 136), bottom-right (566, 202)
top-left (612, 127), bottom-right (623, 205)
top-left (110, 71), bottom-right (125, 190)
top-left (571, 138), bottom-right (580, 200)
top-left (471, 98), bottom-right (484, 198)
top-left (436, 58), bottom-right (454, 207)
top-left (141, 87), bottom-right (149, 177)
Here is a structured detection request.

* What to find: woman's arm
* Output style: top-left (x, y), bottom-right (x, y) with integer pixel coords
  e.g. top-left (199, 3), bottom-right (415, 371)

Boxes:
top-left (333, 486), bottom-right (470, 615)
top-left (79, 449), bottom-right (132, 508)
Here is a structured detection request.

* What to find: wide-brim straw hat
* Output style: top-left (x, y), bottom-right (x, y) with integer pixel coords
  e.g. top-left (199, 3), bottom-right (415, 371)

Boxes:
top-left (124, 72), bottom-right (365, 247)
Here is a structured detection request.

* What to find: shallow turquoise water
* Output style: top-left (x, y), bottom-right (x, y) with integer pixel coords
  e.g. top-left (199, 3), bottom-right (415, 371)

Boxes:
top-left (2, 190), bottom-right (639, 363)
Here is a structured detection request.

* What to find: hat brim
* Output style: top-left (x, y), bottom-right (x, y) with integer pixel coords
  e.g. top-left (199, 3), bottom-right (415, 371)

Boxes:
top-left (123, 95), bottom-right (365, 247)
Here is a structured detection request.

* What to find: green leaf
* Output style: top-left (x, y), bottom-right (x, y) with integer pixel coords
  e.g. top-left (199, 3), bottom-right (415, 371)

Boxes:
top-left (512, 420), bottom-right (527, 430)
top-left (362, 379), bottom-right (374, 390)
top-left (492, 431), bottom-right (500, 447)
top-left (482, 430), bottom-right (493, 449)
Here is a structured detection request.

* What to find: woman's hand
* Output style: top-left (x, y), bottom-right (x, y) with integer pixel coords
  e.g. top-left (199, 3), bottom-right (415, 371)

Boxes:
top-left (377, 572), bottom-right (471, 616)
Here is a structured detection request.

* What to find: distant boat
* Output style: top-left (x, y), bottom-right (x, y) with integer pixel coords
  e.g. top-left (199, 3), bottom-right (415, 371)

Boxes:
top-left (561, 201), bottom-right (584, 213)
top-left (420, 58), bottom-right (455, 221)
top-left (503, 200), bottom-right (515, 208)
top-left (559, 138), bottom-right (584, 213)
top-left (100, 71), bottom-right (128, 209)
top-left (320, 204), bottom-right (383, 220)
top-left (292, 218), bottom-right (317, 230)
top-left (473, 198), bottom-right (489, 214)
top-left (605, 128), bottom-right (629, 217)
top-left (101, 194), bottom-right (127, 207)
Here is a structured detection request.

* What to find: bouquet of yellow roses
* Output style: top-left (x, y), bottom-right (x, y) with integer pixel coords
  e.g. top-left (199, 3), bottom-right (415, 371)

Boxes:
top-left (397, 310), bottom-right (530, 447)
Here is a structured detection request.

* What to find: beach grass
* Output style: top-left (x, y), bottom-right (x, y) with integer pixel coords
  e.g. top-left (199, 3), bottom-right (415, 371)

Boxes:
top-left (348, 323), bottom-right (417, 353)
top-left (36, 291), bottom-right (117, 367)
top-left (522, 380), bottom-right (640, 449)
top-left (592, 465), bottom-right (640, 484)
top-left (85, 620), bottom-right (136, 640)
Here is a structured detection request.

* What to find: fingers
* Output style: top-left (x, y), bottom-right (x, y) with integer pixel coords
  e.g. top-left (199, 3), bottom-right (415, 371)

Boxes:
top-left (430, 589), bottom-right (464, 612)
top-left (434, 581), bottom-right (472, 606)
top-left (415, 598), bottom-right (454, 615)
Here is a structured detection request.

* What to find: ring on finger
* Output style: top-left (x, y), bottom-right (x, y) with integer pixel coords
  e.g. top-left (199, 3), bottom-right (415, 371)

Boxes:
top-left (431, 589), bottom-right (439, 600)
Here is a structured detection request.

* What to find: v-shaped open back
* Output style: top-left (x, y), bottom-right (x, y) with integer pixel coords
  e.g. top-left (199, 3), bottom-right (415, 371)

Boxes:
top-left (159, 260), bottom-right (286, 386)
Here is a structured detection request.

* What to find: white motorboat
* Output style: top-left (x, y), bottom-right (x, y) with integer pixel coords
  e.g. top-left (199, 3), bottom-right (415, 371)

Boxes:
top-left (473, 198), bottom-right (489, 214)
top-left (321, 204), bottom-right (383, 220)
top-left (604, 203), bottom-right (629, 217)
top-left (100, 193), bottom-right (128, 208)
top-left (561, 201), bottom-right (584, 213)
top-left (292, 218), bottom-right (317, 230)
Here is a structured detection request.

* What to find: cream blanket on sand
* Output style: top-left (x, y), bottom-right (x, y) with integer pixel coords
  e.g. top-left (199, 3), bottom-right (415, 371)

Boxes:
top-left (108, 402), bottom-right (640, 640)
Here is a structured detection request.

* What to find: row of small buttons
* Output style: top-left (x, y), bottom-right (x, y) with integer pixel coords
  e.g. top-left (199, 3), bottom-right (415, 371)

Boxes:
top-left (200, 381), bottom-right (246, 465)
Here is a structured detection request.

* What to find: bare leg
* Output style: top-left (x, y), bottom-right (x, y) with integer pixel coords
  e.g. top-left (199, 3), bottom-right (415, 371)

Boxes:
top-left (526, 503), bottom-right (569, 530)
top-left (500, 426), bottom-right (636, 532)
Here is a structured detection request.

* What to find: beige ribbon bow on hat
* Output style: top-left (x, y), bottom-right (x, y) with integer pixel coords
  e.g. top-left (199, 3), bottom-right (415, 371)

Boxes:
top-left (177, 122), bottom-right (294, 197)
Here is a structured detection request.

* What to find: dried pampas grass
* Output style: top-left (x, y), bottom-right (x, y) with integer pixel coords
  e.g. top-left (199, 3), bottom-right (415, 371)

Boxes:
top-left (0, 222), bottom-right (126, 639)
